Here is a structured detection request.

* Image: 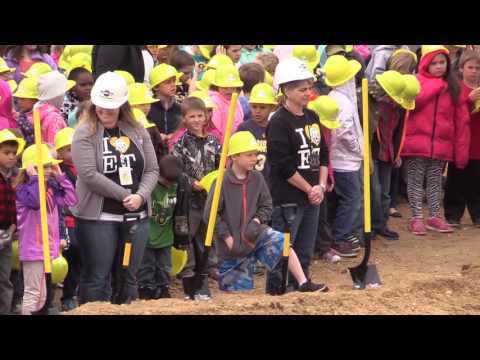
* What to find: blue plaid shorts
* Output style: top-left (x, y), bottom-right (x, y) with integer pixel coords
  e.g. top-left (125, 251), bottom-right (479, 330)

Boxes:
top-left (218, 228), bottom-right (284, 292)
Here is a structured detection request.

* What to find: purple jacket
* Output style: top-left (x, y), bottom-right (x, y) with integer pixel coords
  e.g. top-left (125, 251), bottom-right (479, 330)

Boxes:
top-left (16, 174), bottom-right (77, 262)
top-left (4, 50), bottom-right (57, 84)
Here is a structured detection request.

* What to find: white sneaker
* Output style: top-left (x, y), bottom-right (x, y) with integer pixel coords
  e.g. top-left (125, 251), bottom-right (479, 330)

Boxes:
top-left (322, 249), bottom-right (341, 264)
top-left (194, 294), bottom-right (212, 301)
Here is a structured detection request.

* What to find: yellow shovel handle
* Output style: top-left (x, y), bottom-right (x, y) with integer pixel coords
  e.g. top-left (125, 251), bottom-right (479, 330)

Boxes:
top-left (362, 79), bottom-right (371, 233)
top-left (283, 232), bottom-right (290, 257)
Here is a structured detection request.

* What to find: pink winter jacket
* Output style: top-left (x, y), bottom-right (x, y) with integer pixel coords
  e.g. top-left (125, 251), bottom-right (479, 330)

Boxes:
top-left (0, 80), bottom-right (17, 130)
top-left (210, 91), bottom-right (244, 143)
top-left (27, 103), bottom-right (67, 146)
top-left (401, 50), bottom-right (471, 169)
top-left (16, 174), bottom-right (77, 262)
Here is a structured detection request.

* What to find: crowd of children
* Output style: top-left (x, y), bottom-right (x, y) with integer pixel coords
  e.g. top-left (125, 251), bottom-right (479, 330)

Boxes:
top-left (0, 44), bottom-right (479, 314)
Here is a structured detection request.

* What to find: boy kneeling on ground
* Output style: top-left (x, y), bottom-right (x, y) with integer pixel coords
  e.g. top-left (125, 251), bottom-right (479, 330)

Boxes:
top-left (204, 131), bottom-right (329, 293)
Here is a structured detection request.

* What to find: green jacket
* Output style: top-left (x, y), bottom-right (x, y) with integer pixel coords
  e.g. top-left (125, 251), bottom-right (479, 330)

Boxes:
top-left (148, 183), bottom-right (177, 249)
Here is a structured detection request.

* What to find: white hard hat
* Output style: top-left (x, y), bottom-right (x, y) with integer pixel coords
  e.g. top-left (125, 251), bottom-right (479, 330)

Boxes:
top-left (38, 71), bottom-right (76, 101)
top-left (91, 71), bottom-right (129, 109)
top-left (273, 57), bottom-right (314, 89)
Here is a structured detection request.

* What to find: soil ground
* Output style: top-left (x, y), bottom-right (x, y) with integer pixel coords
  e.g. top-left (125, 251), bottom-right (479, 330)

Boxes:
top-left (68, 202), bottom-right (480, 315)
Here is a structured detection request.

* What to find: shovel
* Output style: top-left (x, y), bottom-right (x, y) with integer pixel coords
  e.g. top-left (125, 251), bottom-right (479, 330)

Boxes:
top-left (348, 78), bottom-right (381, 290)
top-left (112, 213), bottom-right (141, 305)
top-left (280, 204), bottom-right (297, 294)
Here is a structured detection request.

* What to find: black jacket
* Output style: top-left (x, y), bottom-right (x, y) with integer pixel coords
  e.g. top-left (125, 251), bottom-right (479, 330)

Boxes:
top-left (148, 100), bottom-right (182, 135)
top-left (92, 45), bottom-right (145, 82)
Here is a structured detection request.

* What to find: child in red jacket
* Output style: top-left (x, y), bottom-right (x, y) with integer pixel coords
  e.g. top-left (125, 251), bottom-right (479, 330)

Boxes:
top-left (444, 50), bottom-right (480, 227)
top-left (401, 46), bottom-right (470, 235)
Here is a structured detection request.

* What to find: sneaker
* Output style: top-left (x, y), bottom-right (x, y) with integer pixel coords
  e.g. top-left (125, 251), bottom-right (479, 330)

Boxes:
top-left (298, 280), bottom-right (329, 293)
top-left (426, 217), bottom-right (454, 233)
top-left (61, 298), bottom-right (78, 312)
top-left (377, 227), bottom-right (400, 240)
top-left (409, 218), bottom-right (427, 236)
top-left (389, 208), bottom-right (402, 218)
top-left (345, 235), bottom-right (361, 251)
top-left (194, 294), bottom-right (212, 301)
top-left (331, 242), bottom-right (358, 258)
top-left (321, 249), bottom-right (341, 264)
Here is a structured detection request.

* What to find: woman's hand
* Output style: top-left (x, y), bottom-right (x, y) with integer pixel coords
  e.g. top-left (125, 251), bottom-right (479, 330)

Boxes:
top-left (123, 194), bottom-right (144, 211)
top-left (468, 88), bottom-right (480, 102)
top-left (216, 45), bottom-right (227, 55)
top-left (224, 236), bottom-right (234, 251)
top-left (192, 181), bottom-right (204, 192)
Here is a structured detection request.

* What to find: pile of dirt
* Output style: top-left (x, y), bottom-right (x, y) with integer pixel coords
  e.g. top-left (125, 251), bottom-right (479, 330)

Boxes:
top-left (70, 203), bottom-right (480, 315)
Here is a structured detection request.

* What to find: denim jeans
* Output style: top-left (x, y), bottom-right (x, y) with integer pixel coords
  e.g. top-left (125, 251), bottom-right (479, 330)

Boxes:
top-left (138, 246), bottom-right (171, 289)
top-left (0, 243), bottom-right (13, 314)
top-left (265, 202), bottom-right (320, 292)
top-left (62, 225), bottom-right (81, 301)
top-left (77, 218), bottom-right (149, 305)
top-left (371, 160), bottom-right (393, 232)
top-left (333, 170), bottom-right (362, 243)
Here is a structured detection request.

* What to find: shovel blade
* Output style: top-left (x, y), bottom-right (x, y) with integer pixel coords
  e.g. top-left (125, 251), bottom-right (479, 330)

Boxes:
top-left (349, 264), bottom-right (381, 290)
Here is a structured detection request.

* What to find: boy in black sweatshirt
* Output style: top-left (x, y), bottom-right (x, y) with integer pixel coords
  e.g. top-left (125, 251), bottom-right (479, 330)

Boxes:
top-left (204, 131), bottom-right (328, 293)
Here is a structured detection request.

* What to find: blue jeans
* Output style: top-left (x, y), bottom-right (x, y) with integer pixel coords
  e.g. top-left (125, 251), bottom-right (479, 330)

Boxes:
top-left (265, 203), bottom-right (320, 292)
top-left (333, 170), bottom-right (362, 243)
top-left (372, 160), bottom-right (393, 232)
top-left (77, 218), bottom-right (149, 305)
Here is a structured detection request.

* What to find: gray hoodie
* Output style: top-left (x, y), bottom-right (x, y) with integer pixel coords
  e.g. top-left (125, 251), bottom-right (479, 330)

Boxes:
top-left (71, 118), bottom-right (159, 220)
top-left (203, 168), bottom-right (272, 261)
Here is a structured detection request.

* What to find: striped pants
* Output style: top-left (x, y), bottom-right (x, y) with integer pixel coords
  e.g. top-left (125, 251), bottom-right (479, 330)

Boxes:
top-left (405, 157), bottom-right (445, 218)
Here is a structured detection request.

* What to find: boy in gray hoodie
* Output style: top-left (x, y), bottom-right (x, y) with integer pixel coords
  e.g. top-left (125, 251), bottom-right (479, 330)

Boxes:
top-left (204, 131), bottom-right (328, 293)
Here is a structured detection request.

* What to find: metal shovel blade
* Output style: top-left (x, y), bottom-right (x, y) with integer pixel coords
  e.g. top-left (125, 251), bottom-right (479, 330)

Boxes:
top-left (348, 232), bottom-right (381, 290)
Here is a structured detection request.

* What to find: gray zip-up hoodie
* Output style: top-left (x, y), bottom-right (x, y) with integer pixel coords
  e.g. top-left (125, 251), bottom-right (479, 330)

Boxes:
top-left (71, 118), bottom-right (159, 220)
top-left (203, 168), bottom-right (272, 261)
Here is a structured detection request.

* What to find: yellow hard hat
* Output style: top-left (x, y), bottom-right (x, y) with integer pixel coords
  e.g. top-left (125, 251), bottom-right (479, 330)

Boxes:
top-left (149, 64), bottom-right (182, 88)
top-left (114, 70), bottom-right (135, 86)
top-left (307, 96), bottom-right (341, 129)
top-left (322, 55), bottom-right (361, 87)
top-left (23, 62), bottom-right (53, 79)
top-left (58, 45), bottom-right (93, 70)
top-left (0, 58), bottom-right (15, 74)
top-left (293, 45), bottom-right (321, 71)
top-left (375, 70), bottom-right (406, 106)
top-left (13, 77), bottom-right (39, 99)
top-left (198, 45), bottom-right (215, 60)
top-left (157, 45), bottom-right (168, 49)
top-left (199, 170), bottom-right (219, 193)
top-left (421, 45), bottom-right (449, 59)
top-left (51, 255), bottom-right (68, 284)
top-left (263, 45), bottom-right (276, 51)
top-left (453, 45), bottom-right (467, 48)
top-left (54, 127), bottom-right (75, 151)
top-left (472, 100), bottom-right (480, 115)
top-left (7, 80), bottom-right (17, 93)
top-left (345, 45), bottom-right (354, 52)
top-left (170, 247), bottom-right (188, 276)
top-left (228, 131), bottom-right (259, 156)
top-left (212, 64), bottom-right (244, 88)
top-left (21, 143), bottom-right (62, 170)
top-left (132, 108), bottom-right (156, 129)
top-left (249, 82), bottom-right (277, 105)
top-left (128, 83), bottom-right (159, 106)
top-left (68, 52), bottom-right (92, 74)
top-left (400, 74), bottom-right (421, 111)
top-left (264, 71), bottom-right (273, 86)
top-left (195, 69), bottom-right (216, 92)
top-left (206, 54), bottom-right (234, 70)
top-left (392, 49), bottom-right (418, 64)
top-left (189, 90), bottom-right (216, 109)
top-left (0, 129), bottom-right (26, 155)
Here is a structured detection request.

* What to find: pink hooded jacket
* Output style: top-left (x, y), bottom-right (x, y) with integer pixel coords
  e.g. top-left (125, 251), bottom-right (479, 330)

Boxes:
top-left (209, 91), bottom-right (244, 143)
top-left (26, 103), bottom-right (67, 146)
top-left (0, 80), bottom-right (17, 130)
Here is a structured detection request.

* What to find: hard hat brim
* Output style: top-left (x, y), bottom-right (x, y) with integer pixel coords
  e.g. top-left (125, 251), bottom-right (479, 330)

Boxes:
top-left (401, 99), bottom-right (415, 111)
top-left (249, 98), bottom-right (278, 105)
top-left (91, 94), bottom-right (129, 109)
top-left (199, 46), bottom-right (212, 60)
top-left (320, 119), bottom-right (341, 129)
top-left (20, 158), bottom-right (62, 170)
top-left (375, 75), bottom-right (405, 107)
top-left (211, 79), bottom-right (244, 88)
top-left (129, 97), bottom-right (160, 106)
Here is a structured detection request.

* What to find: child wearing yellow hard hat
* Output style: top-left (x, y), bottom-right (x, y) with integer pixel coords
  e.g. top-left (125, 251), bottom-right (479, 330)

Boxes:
top-left (210, 63), bottom-right (245, 141)
top-left (203, 131), bottom-right (328, 294)
top-left (13, 77), bottom-right (40, 145)
top-left (15, 142), bottom-right (77, 315)
top-left (0, 129), bottom-right (25, 314)
top-left (324, 54), bottom-right (364, 257)
top-left (237, 82), bottom-right (277, 182)
top-left (53, 127), bottom-right (81, 311)
top-left (148, 63), bottom-right (183, 142)
top-left (171, 97), bottom-right (222, 300)
top-left (444, 50), bottom-right (480, 228)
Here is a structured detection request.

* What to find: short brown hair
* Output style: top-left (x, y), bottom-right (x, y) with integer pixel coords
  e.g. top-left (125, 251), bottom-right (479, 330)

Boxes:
top-left (459, 49), bottom-right (480, 69)
top-left (170, 50), bottom-right (194, 71)
top-left (181, 97), bottom-right (206, 117)
top-left (239, 63), bottom-right (265, 93)
top-left (256, 52), bottom-right (279, 75)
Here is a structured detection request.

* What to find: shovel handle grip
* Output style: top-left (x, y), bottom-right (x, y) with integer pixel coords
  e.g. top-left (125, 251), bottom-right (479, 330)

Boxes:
top-left (122, 243), bottom-right (132, 267)
top-left (283, 232), bottom-right (290, 257)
